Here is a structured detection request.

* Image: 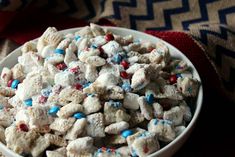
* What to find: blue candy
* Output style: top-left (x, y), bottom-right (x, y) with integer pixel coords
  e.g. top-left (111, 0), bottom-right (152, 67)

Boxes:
top-left (48, 106), bottom-right (60, 116)
top-left (24, 98), bottom-right (33, 107)
top-left (153, 119), bottom-right (158, 125)
top-left (75, 35), bottom-right (81, 41)
top-left (73, 112), bottom-right (86, 119)
top-left (112, 54), bottom-right (122, 63)
top-left (83, 82), bottom-right (92, 88)
top-left (41, 88), bottom-right (52, 97)
top-left (91, 44), bottom-right (98, 49)
top-left (54, 49), bottom-right (65, 55)
top-left (121, 130), bottom-right (134, 138)
top-left (176, 73), bottom-right (182, 78)
top-left (0, 104), bottom-right (4, 110)
top-left (121, 82), bottom-right (132, 92)
top-left (11, 80), bottom-right (20, 89)
top-left (146, 93), bottom-right (154, 105)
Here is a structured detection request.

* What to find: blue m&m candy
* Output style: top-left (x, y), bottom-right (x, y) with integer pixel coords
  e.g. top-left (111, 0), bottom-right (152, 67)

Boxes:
top-left (48, 106), bottom-right (60, 116)
top-left (146, 93), bottom-right (154, 105)
top-left (73, 112), bottom-right (86, 119)
top-left (121, 82), bottom-right (131, 92)
top-left (121, 130), bottom-right (134, 138)
top-left (83, 82), bottom-right (92, 88)
top-left (112, 54), bottom-right (122, 63)
top-left (24, 98), bottom-right (33, 107)
top-left (54, 48), bottom-right (65, 55)
top-left (75, 35), bottom-right (81, 41)
top-left (11, 79), bottom-right (20, 89)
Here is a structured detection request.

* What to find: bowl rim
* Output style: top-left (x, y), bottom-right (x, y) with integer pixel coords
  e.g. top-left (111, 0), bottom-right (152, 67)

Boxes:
top-left (0, 26), bottom-right (203, 157)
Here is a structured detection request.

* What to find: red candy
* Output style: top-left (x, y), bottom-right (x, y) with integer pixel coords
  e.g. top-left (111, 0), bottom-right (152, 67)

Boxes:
top-left (121, 60), bottom-right (129, 69)
top-left (39, 96), bottom-right (47, 103)
top-left (69, 67), bottom-right (79, 73)
top-left (120, 71), bottom-right (129, 79)
top-left (56, 63), bottom-right (67, 70)
top-left (18, 123), bottom-right (29, 132)
top-left (143, 145), bottom-right (149, 153)
top-left (105, 34), bottom-right (114, 42)
top-left (7, 79), bottom-right (13, 87)
top-left (74, 83), bottom-right (82, 90)
top-left (169, 74), bottom-right (177, 84)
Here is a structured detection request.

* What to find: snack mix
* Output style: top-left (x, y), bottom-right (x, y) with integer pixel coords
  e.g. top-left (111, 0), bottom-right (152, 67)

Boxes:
top-left (0, 24), bottom-right (200, 157)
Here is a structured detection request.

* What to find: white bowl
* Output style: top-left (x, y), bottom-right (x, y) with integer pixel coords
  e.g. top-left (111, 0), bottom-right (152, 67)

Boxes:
top-left (0, 26), bottom-right (203, 157)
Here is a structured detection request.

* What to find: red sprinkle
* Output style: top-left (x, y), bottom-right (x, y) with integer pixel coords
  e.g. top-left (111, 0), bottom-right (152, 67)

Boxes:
top-left (56, 63), bottom-right (67, 70)
top-left (69, 67), bottom-right (79, 73)
top-left (169, 74), bottom-right (177, 84)
top-left (74, 83), bottom-right (82, 90)
top-left (143, 145), bottom-right (149, 153)
top-left (39, 96), bottom-right (47, 103)
top-left (121, 60), bottom-right (129, 69)
top-left (101, 147), bottom-right (107, 151)
top-left (7, 80), bottom-right (13, 87)
top-left (18, 123), bottom-right (29, 132)
top-left (120, 71), bottom-right (129, 79)
top-left (105, 34), bottom-right (114, 41)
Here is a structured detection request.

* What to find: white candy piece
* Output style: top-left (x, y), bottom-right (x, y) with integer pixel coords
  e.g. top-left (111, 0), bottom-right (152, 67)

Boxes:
top-left (123, 92), bottom-right (140, 110)
top-left (138, 96), bottom-right (154, 120)
top-left (148, 119), bottom-right (176, 142)
top-left (65, 118), bottom-right (87, 140)
top-left (54, 71), bottom-right (75, 87)
top-left (86, 113), bottom-right (105, 137)
top-left (82, 95), bottom-right (101, 114)
top-left (49, 118), bottom-right (76, 134)
top-left (66, 136), bottom-right (95, 156)
top-left (57, 102), bottom-right (84, 118)
top-left (163, 106), bottom-right (184, 126)
top-left (16, 74), bottom-right (43, 101)
top-left (101, 40), bottom-right (122, 57)
top-left (177, 77), bottom-right (199, 97)
top-left (105, 121), bottom-right (129, 134)
top-left (131, 68), bottom-right (150, 90)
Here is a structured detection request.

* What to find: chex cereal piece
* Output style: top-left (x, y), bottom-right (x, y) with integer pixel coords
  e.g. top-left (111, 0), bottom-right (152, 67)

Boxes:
top-left (0, 125), bottom-right (6, 144)
top-left (152, 102), bottom-right (164, 118)
top-left (90, 23), bottom-right (106, 36)
top-left (82, 95), bottom-right (101, 114)
top-left (105, 121), bottom-right (129, 134)
top-left (31, 136), bottom-right (50, 157)
top-left (177, 77), bottom-right (199, 97)
top-left (59, 87), bottom-right (85, 104)
top-left (123, 92), bottom-right (140, 110)
top-left (129, 111), bottom-right (145, 127)
top-left (131, 132), bottom-right (160, 157)
top-left (115, 109), bottom-right (131, 122)
top-left (163, 106), bottom-right (184, 125)
top-left (103, 85), bottom-right (124, 100)
top-left (131, 68), bottom-right (150, 91)
top-left (65, 118), bottom-right (87, 140)
top-left (179, 101), bottom-right (192, 122)
top-left (1, 67), bottom-right (12, 84)
top-left (49, 117), bottom-right (76, 134)
top-left (101, 40), bottom-right (122, 57)
top-left (54, 71), bottom-right (75, 87)
top-left (138, 96), bottom-right (154, 120)
top-left (57, 102), bottom-right (84, 118)
top-left (86, 113), bottom-right (105, 137)
top-left (0, 110), bottom-right (14, 127)
top-left (66, 136), bottom-right (95, 156)
top-left (105, 134), bottom-right (126, 145)
top-left (148, 119), bottom-right (176, 142)
top-left (156, 85), bottom-right (183, 100)
top-left (116, 146), bottom-right (131, 157)
top-left (5, 125), bottom-right (39, 154)
top-left (44, 133), bottom-right (67, 147)
top-left (21, 41), bottom-right (37, 54)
